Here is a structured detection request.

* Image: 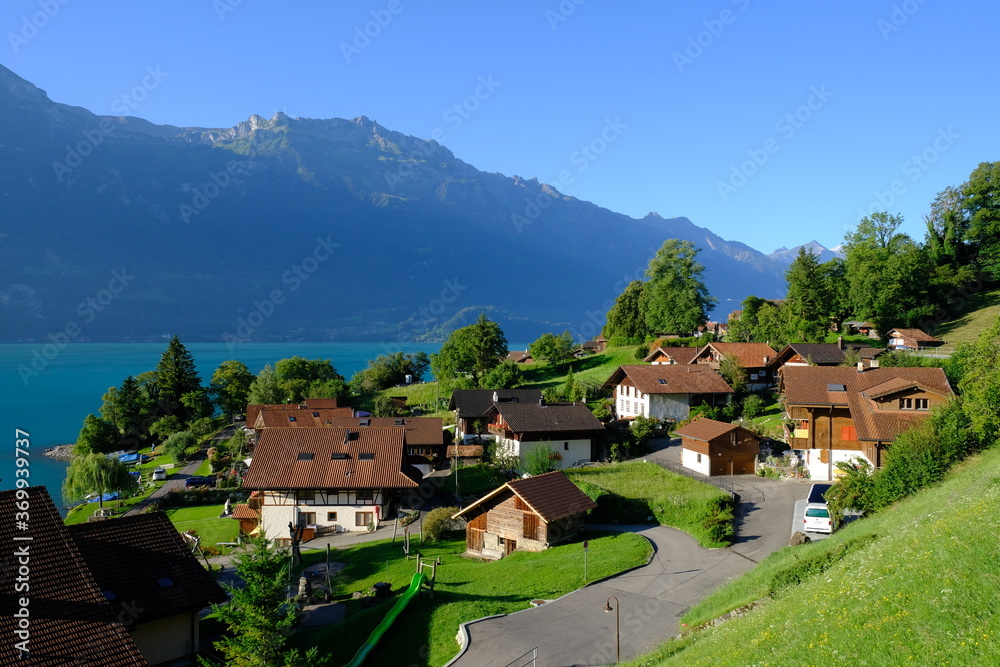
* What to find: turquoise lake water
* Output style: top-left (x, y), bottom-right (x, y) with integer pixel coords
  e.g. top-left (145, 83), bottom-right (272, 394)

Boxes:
top-left (0, 341), bottom-right (466, 501)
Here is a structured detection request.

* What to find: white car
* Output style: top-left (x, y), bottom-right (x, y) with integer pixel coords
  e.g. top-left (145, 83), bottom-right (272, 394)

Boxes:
top-left (152, 468), bottom-right (167, 481)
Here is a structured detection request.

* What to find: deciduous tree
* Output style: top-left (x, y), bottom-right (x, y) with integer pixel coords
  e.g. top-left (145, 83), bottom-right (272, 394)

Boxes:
top-left (431, 313), bottom-right (508, 388)
top-left (63, 452), bottom-right (138, 510)
top-left (210, 360), bottom-right (255, 418)
top-left (639, 239), bottom-right (716, 335)
top-left (528, 331), bottom-right (575, 365)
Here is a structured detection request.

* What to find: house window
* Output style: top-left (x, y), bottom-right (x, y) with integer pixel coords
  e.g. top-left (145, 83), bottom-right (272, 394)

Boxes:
top-left (327, 512), bottom-right (338, 522)
top-left (899, 398), bottom-right (914, 410)
top-left (356, 512), bottom-right (374, 527)
top-left (564, 442), bottom-right (569, 450)
top-left (523, 513), bottom-right (539, 541)
top-left (297, 490), bottom-right (315, 503)
top-left (750, 373), bottom-right (758, 381)
top-left (916, 398), bottom-right (929, 410)
top-left (730, 432), bottom-right (736, 445)
top-left (696, 453), bottom-right (702, 463)
top-left (297, 512), bottom-right (316, 527)
top-left (619, 399), bottom-right (625, 413)
top-left (841, 425), bottom-right (858, 441)
top-left (356, 489), bottom-right (374, 502)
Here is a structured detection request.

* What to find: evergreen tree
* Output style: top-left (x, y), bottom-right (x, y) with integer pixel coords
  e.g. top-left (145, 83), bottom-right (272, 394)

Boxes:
top-left (155, 336), bottom-right (203, 423)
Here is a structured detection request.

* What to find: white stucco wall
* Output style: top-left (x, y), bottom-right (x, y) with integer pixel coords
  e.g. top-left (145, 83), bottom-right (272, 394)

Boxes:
top-left (803, 448), bottom-right (873, 481)
top-left (260, 491), bottom-right (391, 536)
top-left (681, 447), bottom-right (712, 476)
top-left (497, 438), bottom-right (592, 471)
top-left (648, 394), bottom-right (692, 422)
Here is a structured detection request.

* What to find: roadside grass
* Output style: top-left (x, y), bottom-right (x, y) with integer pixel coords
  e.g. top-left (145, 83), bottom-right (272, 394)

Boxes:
top-left (433, 464), bottom-right (507, 499)
top-left (519, 346), bottom-right (641, 392)
top-left (624, 445), bottom-right (1000, 666)
top-left (290, 530), bottom-right (651, 666)
top-left (933, 285), bottom-right (1000, 349)
top-left (191, 457), bottom-right (212, 477)
top-left (565, 461), bottom-right (731, 547)
top-left (164, 503), bottom-right (238, 546)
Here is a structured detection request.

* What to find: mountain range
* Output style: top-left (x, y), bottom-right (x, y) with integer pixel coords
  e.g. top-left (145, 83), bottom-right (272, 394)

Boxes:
top-left (1, 64), bottom-right (812, 343)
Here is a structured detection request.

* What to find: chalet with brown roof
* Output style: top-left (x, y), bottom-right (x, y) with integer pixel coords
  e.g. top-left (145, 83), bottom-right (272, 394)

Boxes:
top-left (485, 401), bottom-right (605, 470)
top-left (243, 427), bottom-right (420, 540)
top-left (766, 340), bottom-right (884, 374)
top-left (452, 471), bottom-right (597, 559)
top-left (643, 346), bottom-right (702, 365)
top-left (691, 342), bottom-right (778, 390)
top-left (887, 328), bottom-right (945, 351)
top-left (449, 388), bottom-right (543, 439)
top-left (69, 513), bottom-right (228, 666)
top-left (506, 350), bottom-right (534, 364)
top-left (674, 418), bottom-right (760, 476)
top-left (0, 487), bottom-right (148, 666)
top-left (601, 365), bottom-right (734, 422)
top-left (779, 365), bottom-right (953, 480)
top-left (244, 401), bottom-right (355, 442)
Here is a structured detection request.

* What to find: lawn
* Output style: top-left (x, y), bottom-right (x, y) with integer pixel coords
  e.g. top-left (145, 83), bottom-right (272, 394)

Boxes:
top-left (622, 445), bottom-right (1000, 666)
top-left (566, 461), bottom-right (732, 547)
top-left (742, 391), bottom-right (786, 441)
top-left (933, 285), bottom-right (1000, 350)
top-left (289, 530), bottom-right (651, 666)
top-left (518, 345), bottom-right (642, 394)
top-left (164, 503), bottom-right (238, 547)
top-left (432, 464), bottom-right (507, 499)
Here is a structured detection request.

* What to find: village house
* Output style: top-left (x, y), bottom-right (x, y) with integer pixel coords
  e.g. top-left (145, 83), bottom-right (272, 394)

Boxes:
top-left (690, 342), bottom-right (778, 390)
top-left (486, 401), bottom-right (605, 470)
top-left (506, 350), bottom-right (534, 364)
top-left (244, 399), bottom-right (355, 441)
top-left (0, 487), bottom-right (148, 666)
top-left (674, 418), bottom-right (760, 476)
top-left (317, 416), bottom-right (445, 475)
top-left (886, 328), bottom-right (946, 351)
top-left (241, 427), bottom-right (421, 541)
top-left (602, 364), bottom-right (734, 422)
top-left (69, 513), bottom-right (228, 666)
top-left (779, 365), bottom-right (953, 480)
top-left (643, 345), bottom-right (702, 365)
top-left (449, 388), bottom-right (543, 440)
top-left (766, 339), bottom-right (884, 375)
top-left (452, 471), bottom-right (597, 559)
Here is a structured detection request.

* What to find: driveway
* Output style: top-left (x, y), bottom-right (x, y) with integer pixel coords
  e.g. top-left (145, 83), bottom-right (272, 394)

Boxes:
top-left (450, 524), bottom-right (755, 667)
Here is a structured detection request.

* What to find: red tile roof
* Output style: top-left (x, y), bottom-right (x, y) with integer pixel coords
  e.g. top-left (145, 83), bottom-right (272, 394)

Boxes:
top-left (643, 346), bottom-right (702, 365)
top-left (602, 365), bottom-right (734, 395)
top-left (453, 471), bottom-right (597, 523)
top-left (312, 416), bottom-right (444, 446)
top-left (68, 513), bottom-right (228, 626)
top-left (232, 505), bottom-right (261, 520)
top-left (696, 342), bottom-right (778, 368)
top-left (253, 407), bottom-right (358, 429)
top-left (243, 427), bottom-right (420, 490)
top-left (0, 487), bottom-right (147, 666)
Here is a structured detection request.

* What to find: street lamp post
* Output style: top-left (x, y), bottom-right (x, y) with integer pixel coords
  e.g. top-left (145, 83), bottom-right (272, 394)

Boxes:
top-left (603, 594), bottom-right (620, 664)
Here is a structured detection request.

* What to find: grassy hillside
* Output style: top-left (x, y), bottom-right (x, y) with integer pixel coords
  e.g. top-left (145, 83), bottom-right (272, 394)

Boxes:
top-left (932, 286), bottom-right (1000, 350)
top-left (624, 445), bottom-right (1000, 666)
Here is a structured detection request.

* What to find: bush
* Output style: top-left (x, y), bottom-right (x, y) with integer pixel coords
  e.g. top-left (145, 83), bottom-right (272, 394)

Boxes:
top-left (700, 495), bottom-right (735, 545)
top-left (741, 394), bottom-right (764, 419)
top-left (523, 443), bottom-right (562, 476)
top-left (423, 506), bottom-right (460, 542)
top-left (768, 534), bottom-right (880, 597)
top-left (163, 430), bottom-right (198, 463)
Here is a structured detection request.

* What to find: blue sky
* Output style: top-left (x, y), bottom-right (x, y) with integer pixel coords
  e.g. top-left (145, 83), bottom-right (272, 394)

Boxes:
top-left (3, 1), bottom-right (997, 252)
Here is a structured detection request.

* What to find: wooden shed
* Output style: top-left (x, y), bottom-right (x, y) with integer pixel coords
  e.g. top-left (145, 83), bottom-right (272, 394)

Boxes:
top-left (674, 418), bottom-right (760, 476)
top-left (452, 471), bottom-right (597, 560)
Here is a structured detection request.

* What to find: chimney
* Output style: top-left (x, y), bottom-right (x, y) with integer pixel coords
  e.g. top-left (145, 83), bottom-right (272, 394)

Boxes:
top-left (870, 359), bottom-right (880, 369)
top-left (493, 391), bottom-right (499, 403)
top-left (857, 360), bottom-right (865, 373)
top-left (837, 336), bottom-right (844, 350)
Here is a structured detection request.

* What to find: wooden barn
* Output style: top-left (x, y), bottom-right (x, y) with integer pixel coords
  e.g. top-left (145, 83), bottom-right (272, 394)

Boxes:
top-left (674, 418), bottom-right (760, 476)
top-left (452, 471), bottom-right (596, 560)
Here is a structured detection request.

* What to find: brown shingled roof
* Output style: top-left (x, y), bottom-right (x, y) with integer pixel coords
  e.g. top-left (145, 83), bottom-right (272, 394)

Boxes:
top-left (889, 328), bottom-right (944, 343)
top-left (696, 342), bottom-right (778, 368)
top-left (673, 418), bottom-right (741, 442)
top-left (602, 365), bottom-right (734, 395)
top-left (68, 513), bottom-right (228, 627)
top-left (642, 346), bottom-right (702, 365)
top-left (254, 407), bottom-right (357, 429)
top-left (316, 416), bottom-right (444, 446)
top-left (453, 471), bottom-right (597, 523)
top-left (0, 487), bottom-right (147, 666)
top-left (243, 428), bottom-right (419, 489)
top-left (491, 402), bottom-right (604, 434)
top-left (448, 389), bottom-right (544, 418)
top-left (232, 505), bottom-right (260, 520)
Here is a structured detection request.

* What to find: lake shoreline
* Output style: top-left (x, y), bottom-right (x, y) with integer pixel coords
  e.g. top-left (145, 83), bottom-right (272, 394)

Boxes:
top-left (44, 444), bottom-right (75, 462)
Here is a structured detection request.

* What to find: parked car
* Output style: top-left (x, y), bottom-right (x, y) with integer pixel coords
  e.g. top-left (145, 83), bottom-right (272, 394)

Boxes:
top-left (803, 483), bottom-right (833, 533)
top-left (152, 468), bottom-right (167, 481)
top-left (184, 475), bottom-right (215, 488)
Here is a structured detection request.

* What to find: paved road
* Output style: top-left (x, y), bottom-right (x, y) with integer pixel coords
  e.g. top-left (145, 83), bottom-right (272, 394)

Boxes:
top-left (451, 524), bottom-right (755, 667)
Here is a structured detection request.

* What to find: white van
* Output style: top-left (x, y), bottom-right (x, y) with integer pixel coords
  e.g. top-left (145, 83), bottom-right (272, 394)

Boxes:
top-left (803, 484), bottom-right (833, 533)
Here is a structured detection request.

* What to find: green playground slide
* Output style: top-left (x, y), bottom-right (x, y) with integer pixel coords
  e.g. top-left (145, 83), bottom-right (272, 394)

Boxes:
top-left (342, 572), bottom-right (428, 667)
